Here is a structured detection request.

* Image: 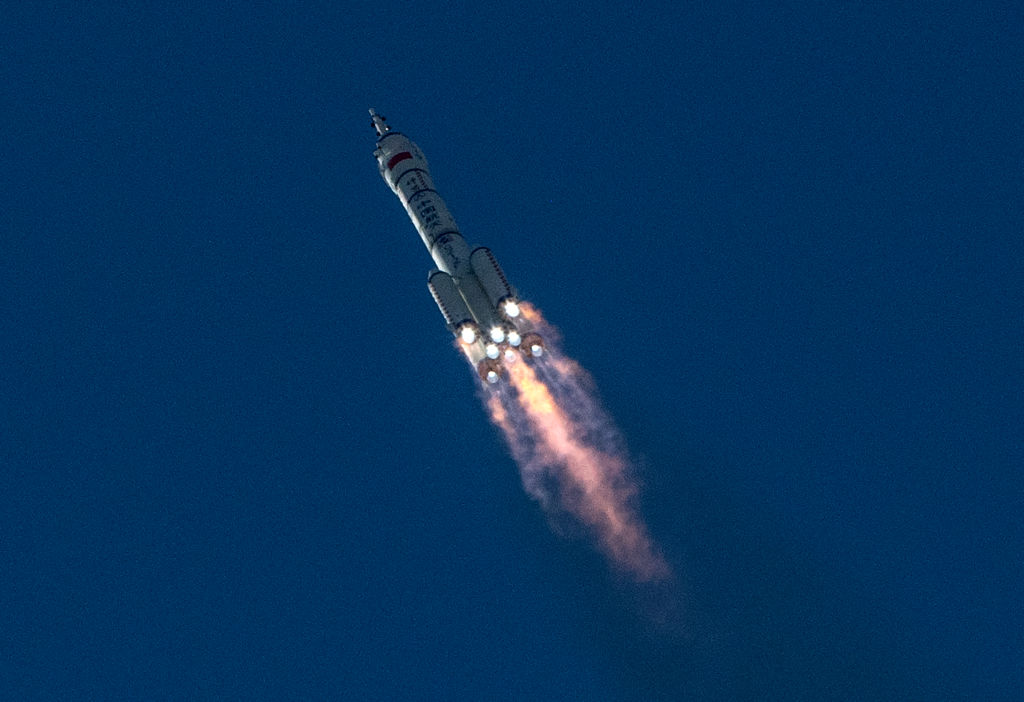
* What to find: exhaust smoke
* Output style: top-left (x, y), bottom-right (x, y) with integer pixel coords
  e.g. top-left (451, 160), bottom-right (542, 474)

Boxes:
top-left (481, 304), bottom-right (670, 583)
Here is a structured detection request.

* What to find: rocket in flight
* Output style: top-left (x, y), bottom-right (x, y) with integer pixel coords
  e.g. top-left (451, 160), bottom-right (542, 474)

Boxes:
top-left (370, 109), bottom-right (543, 383)
top-left (369, 110), bottom-right (670, 583)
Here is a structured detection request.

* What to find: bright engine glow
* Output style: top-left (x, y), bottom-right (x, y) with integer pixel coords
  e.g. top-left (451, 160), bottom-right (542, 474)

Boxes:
top-left (486, 370), bottom-right (499, 384)
top-left (507, 331), bottom-right (521, 347)
top-left (530, 344), bottom-right (543, 357)
top-left (490, 327), bottom-right (506, 343)
top-left (460, 326), bottom-right (477, 344)
top-left (486, 343), bottom-right (500, 359)
top-left (503, 300), bottom-right (520, 318)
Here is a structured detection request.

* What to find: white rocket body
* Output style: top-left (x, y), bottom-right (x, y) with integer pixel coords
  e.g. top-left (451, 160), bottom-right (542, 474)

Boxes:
top-left (370, 110), bottom-right (542, 382)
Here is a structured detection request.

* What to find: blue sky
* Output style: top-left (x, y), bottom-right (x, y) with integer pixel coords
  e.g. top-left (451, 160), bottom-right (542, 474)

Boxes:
top-left (3, 3), bottom-right (1022, 699)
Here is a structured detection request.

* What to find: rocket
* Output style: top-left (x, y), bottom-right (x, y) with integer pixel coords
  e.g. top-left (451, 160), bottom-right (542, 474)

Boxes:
top-left (370, 109), bottom-right (543, 383)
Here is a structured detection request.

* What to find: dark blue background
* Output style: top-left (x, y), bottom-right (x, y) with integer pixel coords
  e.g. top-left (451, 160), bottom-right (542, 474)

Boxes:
top-left (3, 4), bottom-right (1021, 699)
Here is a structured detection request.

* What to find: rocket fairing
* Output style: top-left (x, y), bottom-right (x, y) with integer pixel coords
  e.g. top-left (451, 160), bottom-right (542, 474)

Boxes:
top-left (370, 109), bottom-right (543, 383)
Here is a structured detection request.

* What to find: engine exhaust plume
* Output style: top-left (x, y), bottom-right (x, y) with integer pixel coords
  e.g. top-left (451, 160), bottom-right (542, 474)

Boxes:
top-left (482, 304), bottom-right (670, 583)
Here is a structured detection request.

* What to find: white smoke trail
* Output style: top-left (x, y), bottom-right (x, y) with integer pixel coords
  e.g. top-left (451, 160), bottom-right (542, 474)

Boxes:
top-left (481, 305), bottom-right (670, 583)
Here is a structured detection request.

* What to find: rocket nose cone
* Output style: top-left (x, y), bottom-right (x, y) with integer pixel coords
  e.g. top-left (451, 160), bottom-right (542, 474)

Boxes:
top-left (370, 109), bottom-right (390, 137)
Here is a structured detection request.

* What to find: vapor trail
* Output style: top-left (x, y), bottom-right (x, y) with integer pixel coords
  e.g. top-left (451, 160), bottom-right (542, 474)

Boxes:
top-left (482, 304), bottom-right (670, 583)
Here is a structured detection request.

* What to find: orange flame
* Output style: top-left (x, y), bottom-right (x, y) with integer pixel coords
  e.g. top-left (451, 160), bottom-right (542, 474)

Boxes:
top-left (483, 303), bottom-right (670, 583)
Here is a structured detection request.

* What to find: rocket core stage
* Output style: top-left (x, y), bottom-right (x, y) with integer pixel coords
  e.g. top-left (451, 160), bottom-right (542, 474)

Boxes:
top-left (370, 109), bottom-right (543, 383)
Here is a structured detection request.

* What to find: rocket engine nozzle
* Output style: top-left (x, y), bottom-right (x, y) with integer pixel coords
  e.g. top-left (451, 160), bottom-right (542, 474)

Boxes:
top-left (477, 358), bottom-right (505, 384)
top-left (520, 333), bottom-right (544, 358)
